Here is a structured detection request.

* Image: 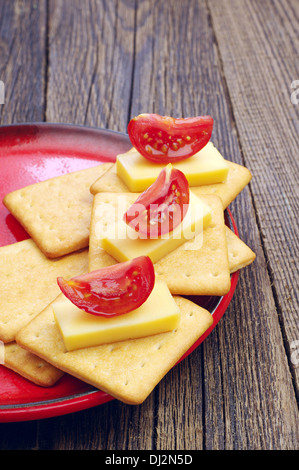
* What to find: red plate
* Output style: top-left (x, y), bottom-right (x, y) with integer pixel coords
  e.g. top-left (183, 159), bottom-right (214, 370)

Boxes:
top-left (0, 123), bottom-right (239, 422)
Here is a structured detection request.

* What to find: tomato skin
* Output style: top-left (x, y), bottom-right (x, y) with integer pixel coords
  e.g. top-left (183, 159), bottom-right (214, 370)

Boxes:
top-left (124, 165), bottom-right (189, 238)
top-left (57, 256), bottom-right (155, 317)
top-left (127, 113), bottom-right (213, 163)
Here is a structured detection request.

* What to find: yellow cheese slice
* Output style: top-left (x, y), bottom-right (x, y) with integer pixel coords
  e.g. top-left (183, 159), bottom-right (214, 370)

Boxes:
top-left (52, 281), bottom-right (180, 351)
top-left (116, 142), bottom-right (229, 192)
top-left (100, 191), bottom-right (212, 264)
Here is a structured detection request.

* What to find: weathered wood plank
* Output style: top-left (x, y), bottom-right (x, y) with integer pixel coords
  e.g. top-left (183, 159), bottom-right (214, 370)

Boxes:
top-left (128, 0), bottom-right (236, 450)
top-left (0, 0), bottom-right (47, 451)
top-left (46, 0), bottom-right (136, 133)
top-left (205, 208), bottom-right (298, 449)
top-left (0, 0), bottom-right (297, 452)
top-left (130, 0), bottom-right (231, 449)
top-left (0, 0), bottom-right (47, 124)
top-left (208, 0), bottom-right (299, 393)
top-left (205, 0), bottom-right (299, 449)
top-left (129, 0), bottom-right (298, 449)
top-left (33, 398), bottom-right (155, 450)
top-left (44, 0), bottom-right (157, 451)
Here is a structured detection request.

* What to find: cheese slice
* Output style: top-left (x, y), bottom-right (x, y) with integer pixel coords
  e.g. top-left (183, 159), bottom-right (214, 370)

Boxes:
top-left (116, 142), bottom-right (229, 192)
top-left (100, 191), bottom-right (212, 264)
top-left (52, 281), bottom-right (180, 351)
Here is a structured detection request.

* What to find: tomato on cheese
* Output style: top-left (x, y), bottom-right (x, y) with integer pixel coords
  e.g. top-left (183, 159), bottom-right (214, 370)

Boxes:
top-left (123, 164), bottom-right (189, 238)
top-left (57, 256), bottom-right (155, 317)
top-left (127, 113), bottom-right (213, 163)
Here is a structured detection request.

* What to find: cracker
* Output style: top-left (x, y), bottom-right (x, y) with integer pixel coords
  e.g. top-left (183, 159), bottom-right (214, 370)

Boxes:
top-left (16, 294), bottom-right (213, 404)
top-left (88, 193), bottom-right (231, 296)
top-left (3, 342), bottom-right (64, 387)
top-left (90, 161), bottom-right (252, 209)
top-left (225, 227), bottom-right (256, 272)
top-left (3, 163), bottom-right (112, 258)
top-left (90, 162), bottom-right (128, 194)
top-left (0, 239), bottom-right (88, 343)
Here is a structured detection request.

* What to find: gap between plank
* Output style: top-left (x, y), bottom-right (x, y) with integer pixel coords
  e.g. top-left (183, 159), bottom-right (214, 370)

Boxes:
top-left (126, 0), bottom-right (138, 127)
top-left (43, 0), bottom-right (50, 122)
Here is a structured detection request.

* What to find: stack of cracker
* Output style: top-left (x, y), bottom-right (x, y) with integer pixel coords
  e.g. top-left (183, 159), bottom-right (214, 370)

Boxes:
top-left (1, 143), bottom-right (255, 405)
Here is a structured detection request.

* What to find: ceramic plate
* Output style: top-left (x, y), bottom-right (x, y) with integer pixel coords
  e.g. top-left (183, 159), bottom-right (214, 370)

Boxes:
top-left (0, 124), bottom-right (239, 422)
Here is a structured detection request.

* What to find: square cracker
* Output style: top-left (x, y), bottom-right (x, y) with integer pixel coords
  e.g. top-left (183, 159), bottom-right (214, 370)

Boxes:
top-left (88, 193), bottom-right (231, 296)
top-left (3, 163), bottom-right (112, 258)
top-left (225, 227), bottom-right (256, 273)
top-left (89, 161), bottom-right (252, 209)
top-left (0, 239), bottom-right (88, 343)
top-left (3, 342), bottom-right (64, 387)
top-left (16, 295), bottom-right (213, 404)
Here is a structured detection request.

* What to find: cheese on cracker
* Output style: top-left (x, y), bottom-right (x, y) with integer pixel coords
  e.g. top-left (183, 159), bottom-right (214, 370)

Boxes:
top-left (100, 191), bottom-right (212, 264)
top-left (52, 281), bottom-right (180, 351)
top-left (116, 142), bottom-right (229, 192)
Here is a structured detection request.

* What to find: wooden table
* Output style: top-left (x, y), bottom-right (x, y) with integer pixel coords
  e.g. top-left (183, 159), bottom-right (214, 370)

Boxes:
top-left (0, 0), bottom-right (298, 451)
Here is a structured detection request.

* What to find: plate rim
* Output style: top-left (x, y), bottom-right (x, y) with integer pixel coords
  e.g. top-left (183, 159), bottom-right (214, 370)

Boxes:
top-left (0, 122), bottom-right (239, 422)
top-left (0, 121), bottom-right (130, 141)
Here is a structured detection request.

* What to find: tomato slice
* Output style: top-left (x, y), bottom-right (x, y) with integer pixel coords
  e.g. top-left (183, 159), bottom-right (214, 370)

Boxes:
top-left (57, 256), bottom-right (155, 317)
top-left (124, 164), bottom-right (189, 238)
top-left (127, 113), bottom-right (213, 163)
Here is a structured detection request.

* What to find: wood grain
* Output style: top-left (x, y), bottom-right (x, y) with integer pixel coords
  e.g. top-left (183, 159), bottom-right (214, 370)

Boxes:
top-left (208, 0), bottom-right (299, 392)
top-left (131, 0), bottom-right (299, 449)
top-left (0, 0), bottom-right (47, 124)
top-left (0, 0), bottom-right (297, 451)
top-left (205, 0), bottom-right (299, 448)
top-left (46, 0), bottom-right (136, 132)
top-left (44, 0), bottom-right (156, 451)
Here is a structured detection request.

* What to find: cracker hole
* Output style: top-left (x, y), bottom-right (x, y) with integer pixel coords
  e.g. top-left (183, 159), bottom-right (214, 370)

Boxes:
top-left (155, 343), bottom-right (163, 350)
top-left (189, 312), bottom-right (194, 317)
top-left (140, 363), bottom-right (145, 368)
top-left (211, 272), bottom-right (220, 278)
top-left (37, 363), bottom-right (45, 369)
top-left (124, 380), bottom-right (129, 386)
top-left (184, 273), bottom-right (191, 278)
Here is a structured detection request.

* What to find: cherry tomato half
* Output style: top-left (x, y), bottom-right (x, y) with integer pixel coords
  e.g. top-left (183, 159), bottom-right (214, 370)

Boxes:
top-left (124, 164), bottom-right (189, 238)
top-left (127, 113), bottom-right (213, 163)
top-left (57, 256), bottom-right (155, 317)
